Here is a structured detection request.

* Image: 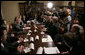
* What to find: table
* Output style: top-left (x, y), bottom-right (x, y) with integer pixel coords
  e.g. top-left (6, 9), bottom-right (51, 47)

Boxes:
top-left (17, 21), bottom-right (60, 54)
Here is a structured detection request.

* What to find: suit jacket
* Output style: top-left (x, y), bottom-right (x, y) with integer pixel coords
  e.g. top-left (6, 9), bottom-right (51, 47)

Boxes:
top-left (22, 18), bottom-right (27, 24)
top-left (1, 33), bottom-right (19, 53)
top-left (1, 43), bottom-right (9, 54)
top-left (13, 22), bottom-right (23, 32)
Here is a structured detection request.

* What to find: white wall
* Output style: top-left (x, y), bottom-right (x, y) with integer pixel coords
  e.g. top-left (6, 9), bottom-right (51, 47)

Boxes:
top-left (1, 1), bottom-right (25, 24)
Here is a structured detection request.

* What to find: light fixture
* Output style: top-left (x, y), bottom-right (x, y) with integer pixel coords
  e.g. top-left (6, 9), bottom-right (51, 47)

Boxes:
top-left (47, 2), bottom-right (53, 9)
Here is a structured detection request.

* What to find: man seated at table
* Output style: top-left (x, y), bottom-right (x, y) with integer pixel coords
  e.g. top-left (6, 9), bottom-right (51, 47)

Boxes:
top-left (54, 34), bottom-right (70, 54)
top-left (1, 28), bottom-right (24, 54)
top-left (45, 15), bottom-right (60, 40)
top-left (13, 17), bottom-right (24, 32)
top-left (13, 16), bottom-right (31, 33)
top-left (63, 26), bottom-right (84, 54)
top-left (1, 20), bottom-right (9, 32)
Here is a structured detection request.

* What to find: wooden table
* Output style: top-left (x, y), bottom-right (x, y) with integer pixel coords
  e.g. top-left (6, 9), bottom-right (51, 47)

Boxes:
top-left (17, 21), bottom-right (60, 54)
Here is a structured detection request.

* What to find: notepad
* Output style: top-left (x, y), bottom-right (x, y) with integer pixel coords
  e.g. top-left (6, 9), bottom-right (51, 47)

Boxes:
top-left (44, 47), bottom-right (60, 54)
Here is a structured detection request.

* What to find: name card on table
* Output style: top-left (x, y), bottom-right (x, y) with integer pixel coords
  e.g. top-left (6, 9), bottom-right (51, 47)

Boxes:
top-left (36, 47), bottom-right (43, 54)
top-left (35, 35), bottom-right (39, 40)
top-left (30, 43), bottom-right (34, 50)
top-left (30, 37), bottom-right (34, 42)
top-left (44, 47), bottom-right (60, 54)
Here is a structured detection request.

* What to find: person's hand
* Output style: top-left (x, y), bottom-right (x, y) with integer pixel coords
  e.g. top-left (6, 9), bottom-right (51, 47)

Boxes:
top-left (17, 45), bottom-right (24, 53)
top-left (60, 27), bottom-right (64, 32)
top-left (23, 24), bottom-right (26, 27)
top-left (23, 27), bottom-right (29, 30)
top-left (11, 33), bottom-right (15, 37)
top-left (41, 25), bottom-right (45, 28)
top-left (25, 27), bottom-right (29, 29)
top-left (42, 28), bottom-right (47, 31)
top-left (57, 42), bottom-right (62, 45)
top-left (18, 37), bottom-right (24, 43)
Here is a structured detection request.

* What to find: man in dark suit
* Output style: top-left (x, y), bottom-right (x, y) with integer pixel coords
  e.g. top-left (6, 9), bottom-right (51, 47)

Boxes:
top-left (13, 18), bottom-right (24, 32)
top-left (22, 15), bottom-right (27, 24)
top-left (45, 15), bottom-right (60, 40)
top-left (1, 29), bottom-right (24, 54)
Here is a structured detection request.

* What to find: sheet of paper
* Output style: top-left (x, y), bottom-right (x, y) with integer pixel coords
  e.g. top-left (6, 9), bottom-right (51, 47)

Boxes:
top-left (42, 38), bottom-right (53, 42)
top-left (44, 47), bottom-right (60, 54)
top-left (36, 47), bottom-right (43, 54)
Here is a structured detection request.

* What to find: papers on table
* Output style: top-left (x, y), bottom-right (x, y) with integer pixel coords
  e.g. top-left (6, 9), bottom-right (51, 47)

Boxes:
top-left (46, 35), bottom-right (51, 38)
top-left (44, 47), bottom-right (60, 54)
top-left (42, 35), bottom-right (53, 42)
top-left (42, 38), bottom-right (53, 42)
top-left (24, 47), bottom-right (31, 53)
top-left (24, 38), bottom-right (29, 42)
top-left (27, 32), bottom-right (31, 35)
top-left (28, 30), bottom-right (32, 33)
top-left (36, 47), bottom-right (43, 54)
